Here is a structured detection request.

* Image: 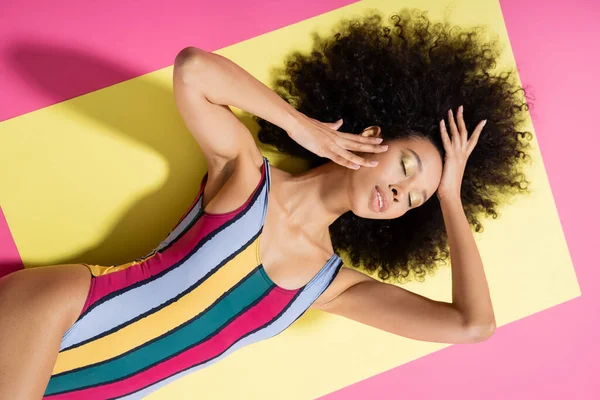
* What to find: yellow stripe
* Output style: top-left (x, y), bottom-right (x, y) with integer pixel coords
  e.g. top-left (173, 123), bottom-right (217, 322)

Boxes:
top-left (52, 237), bottom-right (260, 375)
top-left (84, 251), bottom-right (159, 276)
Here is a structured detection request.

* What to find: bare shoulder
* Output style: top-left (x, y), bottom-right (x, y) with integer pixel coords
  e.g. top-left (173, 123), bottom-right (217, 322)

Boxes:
top-left (311, 265), bottom-right (375, 310)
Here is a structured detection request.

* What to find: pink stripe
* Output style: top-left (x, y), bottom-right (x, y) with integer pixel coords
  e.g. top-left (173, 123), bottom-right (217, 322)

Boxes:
top-left (81, 163), bottom-right (266, 311)
top-left (49, 287), bottom-right (291, 399)
top-left (80, 216), bottom-right (227, 312)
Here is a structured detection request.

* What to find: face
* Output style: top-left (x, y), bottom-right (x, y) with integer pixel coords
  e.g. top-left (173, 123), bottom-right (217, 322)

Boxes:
top-left (347, 126), bottom-right (443, 219)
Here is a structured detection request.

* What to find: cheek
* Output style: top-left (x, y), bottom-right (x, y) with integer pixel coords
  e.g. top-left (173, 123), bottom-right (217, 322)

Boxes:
top-left (381, 200), bottom-right (407, 219)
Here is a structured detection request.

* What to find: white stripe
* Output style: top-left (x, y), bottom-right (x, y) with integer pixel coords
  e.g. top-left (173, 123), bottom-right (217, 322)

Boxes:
top-left (118, 257), bottom-right (341, 399)
top-left (60, 183), bottom-right (268, 350)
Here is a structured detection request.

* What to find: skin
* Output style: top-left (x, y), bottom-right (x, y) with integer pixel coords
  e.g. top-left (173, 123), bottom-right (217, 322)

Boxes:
top-left (173, 47), bottom-right (495, 336)
top-left (264, 129), bottom-right (443, 251)
top-left (255, 132), bottom-right (442, 291)
top-left (0, 47), bottom-right (494, 398)
top-left (174, 47), bottom-right (494, 339)
top-left (348, 129), bottom-right (443, 219)
top-left (0, 264), bottom-right (91, 399)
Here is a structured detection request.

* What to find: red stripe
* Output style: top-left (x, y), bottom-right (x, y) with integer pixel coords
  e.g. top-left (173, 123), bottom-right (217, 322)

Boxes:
top-left (81, 162), bottom-right (266, 312)
top-left (80, 213), bottom-right (230, 313)
top-left (46, 287), bottom-right (291, 399)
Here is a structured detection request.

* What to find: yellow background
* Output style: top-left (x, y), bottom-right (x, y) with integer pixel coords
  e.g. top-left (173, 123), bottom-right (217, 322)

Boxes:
top-left (0, 0), bottom-right (579, 398)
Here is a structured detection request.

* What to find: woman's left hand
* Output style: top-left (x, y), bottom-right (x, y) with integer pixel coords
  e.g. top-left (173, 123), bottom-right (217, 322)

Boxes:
top-left (437, 106), bottom-right (487, 201)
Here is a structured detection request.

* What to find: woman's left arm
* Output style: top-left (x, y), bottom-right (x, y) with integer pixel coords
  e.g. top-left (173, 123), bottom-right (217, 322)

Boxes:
top-left (438, 190), bottom-right (496, 331)
top-left (437, 106), bottom-right (495, 331)
top-left (314, 106), bottom-right (495, 343)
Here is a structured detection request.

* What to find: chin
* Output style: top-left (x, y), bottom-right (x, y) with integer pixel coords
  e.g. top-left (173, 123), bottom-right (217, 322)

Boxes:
top-left (353, 205), bottom-right (406, 220)
top-left (353, 208), bottom-right (395, 220)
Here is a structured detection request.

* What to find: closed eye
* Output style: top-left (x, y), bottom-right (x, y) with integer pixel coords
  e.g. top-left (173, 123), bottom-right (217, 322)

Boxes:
top-left (401, 160), bottom-right (408, 176)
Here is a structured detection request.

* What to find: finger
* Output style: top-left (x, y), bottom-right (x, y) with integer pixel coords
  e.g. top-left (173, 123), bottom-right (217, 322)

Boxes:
top-left (457, 105), bottom-right (468, 148)
top-left (448, 108), bottom-right (460, 145)
top-left (335, 136), bottom-right (389, 153)
top-left (327, 149), bottom-right (364, 169)
top-left (466, 119), bottom-right (487, 155)
top-left (330, 152), bottom-right (361, 170)
top-left (440, 119), bottom-right (452, 151)
top-left (335, 130), bottom-right (384, 144)
top-left (329, 145), bottom-right (379, 168)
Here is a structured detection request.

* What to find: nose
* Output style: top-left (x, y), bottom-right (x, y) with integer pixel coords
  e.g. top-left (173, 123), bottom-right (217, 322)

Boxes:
top-left (389, 178), bottom-right (413, 202)
top-left (389, 185), bottom-right (403, 203)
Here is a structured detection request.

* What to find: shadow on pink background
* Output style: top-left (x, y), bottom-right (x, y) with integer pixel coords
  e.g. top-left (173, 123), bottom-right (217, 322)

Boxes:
top-left (1, 0), bottom-right (598, 398)
top-left (0, 0), bottom-right (355, 123)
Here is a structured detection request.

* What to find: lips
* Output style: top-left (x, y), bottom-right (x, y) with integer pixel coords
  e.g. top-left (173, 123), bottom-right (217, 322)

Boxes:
top-left (371, 186), bottom-right (389, 213)
top-left (377, 186), bottom-right (389, 212)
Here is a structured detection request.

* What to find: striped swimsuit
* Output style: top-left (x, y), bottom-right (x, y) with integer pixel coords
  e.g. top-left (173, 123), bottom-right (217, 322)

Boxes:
top-left (44, 156), bottom-right (343, 399)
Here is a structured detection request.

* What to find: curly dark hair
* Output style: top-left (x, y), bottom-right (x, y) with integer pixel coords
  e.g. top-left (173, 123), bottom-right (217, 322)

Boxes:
top-left (255, 9), bottom-right (532, 283)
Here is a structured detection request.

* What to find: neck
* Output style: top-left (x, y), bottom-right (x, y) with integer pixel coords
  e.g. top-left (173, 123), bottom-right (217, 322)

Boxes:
top-left (277, 162), bottom-right (352, 241)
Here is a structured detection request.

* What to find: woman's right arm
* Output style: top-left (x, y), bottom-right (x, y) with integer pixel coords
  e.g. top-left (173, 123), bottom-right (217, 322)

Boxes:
top-left (172, 47), bottom-right (387, 170)
top-left (173, 47), bottom-right (268, 170)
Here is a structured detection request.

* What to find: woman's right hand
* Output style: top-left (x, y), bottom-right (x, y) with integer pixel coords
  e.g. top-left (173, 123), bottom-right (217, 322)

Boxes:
top-left (285, 112), bottom-right (389, 169)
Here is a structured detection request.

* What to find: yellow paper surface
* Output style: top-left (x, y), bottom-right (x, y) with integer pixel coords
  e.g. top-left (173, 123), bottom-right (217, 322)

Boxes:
top-left (0, 0), bottom-right (579, 398)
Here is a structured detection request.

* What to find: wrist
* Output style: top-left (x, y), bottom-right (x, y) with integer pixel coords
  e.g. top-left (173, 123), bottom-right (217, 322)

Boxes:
top-left (282, 107), bottom-right (306, 135)
top-left (437, 191), bottom-right (462, 205)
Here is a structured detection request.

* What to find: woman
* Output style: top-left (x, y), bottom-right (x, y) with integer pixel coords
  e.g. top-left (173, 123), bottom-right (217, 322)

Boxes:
top-left (0, 10), bottom-right (530, 399)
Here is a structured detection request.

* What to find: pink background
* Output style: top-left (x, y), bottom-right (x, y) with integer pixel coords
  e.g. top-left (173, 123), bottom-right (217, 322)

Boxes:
top-left (0, 0), bottom-right (597, 398)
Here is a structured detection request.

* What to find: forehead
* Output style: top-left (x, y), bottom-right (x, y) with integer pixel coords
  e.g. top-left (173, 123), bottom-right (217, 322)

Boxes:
top-left (395, 137), bottom-right (440, 165)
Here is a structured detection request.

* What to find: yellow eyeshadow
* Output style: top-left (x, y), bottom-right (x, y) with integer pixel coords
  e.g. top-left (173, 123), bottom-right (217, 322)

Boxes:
top-left (403, 157), bottom-right (414, 176)
top-left (414, 193), bottom-right (422, 206)
top-left (409, 192), bottom-right (422, 207)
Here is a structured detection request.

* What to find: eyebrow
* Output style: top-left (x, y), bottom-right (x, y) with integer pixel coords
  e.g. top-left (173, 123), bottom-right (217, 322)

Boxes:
top-left (406, 148), bottom-right (428, 202)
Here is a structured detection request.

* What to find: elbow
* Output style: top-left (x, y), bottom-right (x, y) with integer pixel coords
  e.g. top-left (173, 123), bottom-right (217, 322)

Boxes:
top-left (175, 46), bottom-right (206, 66)
top-left (174, 47), bottom-right (208, 83)
top-left (465, 320), bottom-right (496, 343)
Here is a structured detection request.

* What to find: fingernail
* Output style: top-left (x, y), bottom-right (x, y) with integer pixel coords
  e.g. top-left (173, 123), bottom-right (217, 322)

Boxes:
top-left (370, 161), bottom-right (379, 166)
top-left (375, 138), bottom-right (383, 143)
top-left (483, 119), bottom-right (488, 126)
top-left (459, 105), bottom-right (463, 112)
top-left (381, 145), bottom-right (389, 150)
top-left (352, 164), bottom-right (360, 169)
